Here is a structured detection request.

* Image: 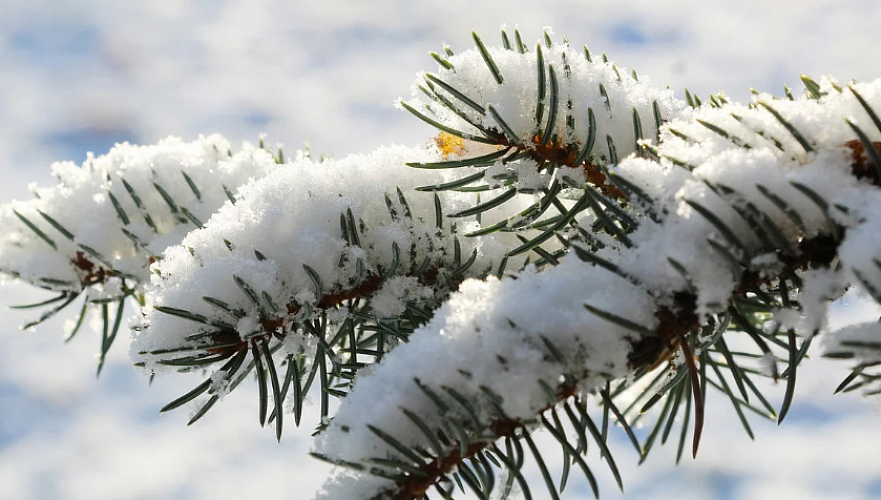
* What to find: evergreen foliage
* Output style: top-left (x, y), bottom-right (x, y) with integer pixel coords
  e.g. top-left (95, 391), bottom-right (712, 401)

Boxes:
top-left (2, 29), bottom-right (880, 499)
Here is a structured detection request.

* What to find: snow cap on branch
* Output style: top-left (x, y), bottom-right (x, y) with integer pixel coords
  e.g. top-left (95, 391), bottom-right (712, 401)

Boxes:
top-left (0, 135), bottom-right (278, 297)
top-left (403, 36), bottom-right (689, 169)
top-left (613, 79), bottom-right (881, 319)
top-left (314, 258), bottom-right (653, 500)
top-left (313, 76), bottom-right (881, 498)
top-left (132, 145), bottom-right (508, 372)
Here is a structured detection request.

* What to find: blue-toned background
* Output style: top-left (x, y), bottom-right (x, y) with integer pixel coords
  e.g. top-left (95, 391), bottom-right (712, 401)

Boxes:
top-left (1, 1), bottom-right (879, 498)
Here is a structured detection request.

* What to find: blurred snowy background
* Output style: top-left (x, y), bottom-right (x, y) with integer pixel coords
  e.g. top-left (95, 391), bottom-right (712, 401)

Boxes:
top-left (1, 1), bottom-right (880, 499)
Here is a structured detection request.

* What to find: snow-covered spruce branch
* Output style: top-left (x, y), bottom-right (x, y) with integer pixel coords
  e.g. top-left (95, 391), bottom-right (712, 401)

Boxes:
top-left (130, 31), bottom-right (689, 438)
top-left (1, 27), bottom-right (880, 500)
top-left (132, 145), bottom-right (519, 438)
top-left (400, 30), bottom-right (686, 246)
top-left (0, 135), bottom-right (282, 371)
top-left (308, 34), bottom-right (881, 500)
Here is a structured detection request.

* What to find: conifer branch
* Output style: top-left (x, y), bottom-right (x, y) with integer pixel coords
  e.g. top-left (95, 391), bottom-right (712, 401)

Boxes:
top-left (2, 28), bottom-right (881, 500)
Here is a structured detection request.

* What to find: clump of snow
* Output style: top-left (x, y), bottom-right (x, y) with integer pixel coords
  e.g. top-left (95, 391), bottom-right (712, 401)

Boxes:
top-left (209, 369), bottom-right (231, 397)
top-left (482, 158), bottom-right (550, 192)
top-left (0, 135), bottom-right (279, 311)
top-left (823, 321), bottom-right (881, 393)
top-left (236, 316), bottom-right (261, 340)
top-left (314, 258), bottom-right (654, 499)
top-left (758, 352), bottom-right (778, 378)
top-left (132, 145), bottom-right (508, 372)
top-left (795, 268), bottom-right (847, 337)
top-left (611, 80), bottom-right (881, 319)
top-left (396, 38), bottom-right (690, 235)
top-left (404, 40), bottom-right (689, 166)
top-left (314, 75), bottom-right (881, 499)
top-left (370, 276), bottom-right (434, 319)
